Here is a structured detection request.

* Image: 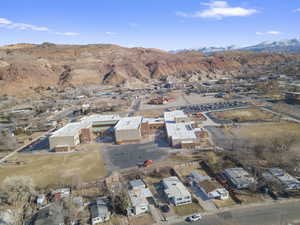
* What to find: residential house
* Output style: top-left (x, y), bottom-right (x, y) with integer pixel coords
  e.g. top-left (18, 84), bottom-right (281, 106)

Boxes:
top-left (263, 168), bottom-right (300, 191)
top-left (52, 188), bottom-right (71, 200)
top-left (33, 203), bottom-right (65, 225)
top-left (162, 176), bottom-right (192, 206)
top-left (90, 197), bottom-right (110, 224)
top-left (127, 179), bottom-right (153, 216)
top-left (129, 179), bottom-right (146, 190)
top-left (189, 171), bottom-right (229, 200)
top-left (224, 168), bottom-right (256, 189)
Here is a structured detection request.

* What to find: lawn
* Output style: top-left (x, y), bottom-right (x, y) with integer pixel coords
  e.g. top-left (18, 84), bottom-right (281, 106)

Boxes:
top-left (173, 202), bottom-right (203, 216)
top-left (176, 165), bottom-right (207, 177)
top-left (0, 143), bottom-right (107, 187)
top-left (128, 213), bottom-right (155, 225)
top-left (213, 198), bottom-right (236, 209)
top-left (212, 108), bottom-right (275, 122)
top-left (236, 192), bottom-right (265, 205)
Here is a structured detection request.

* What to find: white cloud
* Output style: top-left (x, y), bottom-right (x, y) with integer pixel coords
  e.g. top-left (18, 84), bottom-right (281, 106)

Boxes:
top-left (0, 17), bottom-right (49, 31)
top-left (0, 18), bottom-right (12, 24)
top-left (176, 1), bottom-right (257, 19)
top-left (105, 31), bottom-right (117, 36)
top-left (256, 30), bottom-right (281, 35)
top-left (0, 17), bottom-right (79, 36)
top-left (55, 32), bottom-right (80, 36)
top-left (296, 8), bottom-right (300, 12)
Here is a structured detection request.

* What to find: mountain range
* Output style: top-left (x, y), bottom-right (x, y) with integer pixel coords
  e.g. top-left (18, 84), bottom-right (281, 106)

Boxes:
top-left (172, 38), bottom-right (300, 54)
top-left (0, 42), bottom-right (300, 97)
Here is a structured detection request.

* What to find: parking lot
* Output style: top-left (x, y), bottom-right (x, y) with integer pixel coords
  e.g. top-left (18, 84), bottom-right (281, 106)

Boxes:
top-left (102, 141), bottom-right (169, 171)
top-left (178, 101), bottom-right (250, 113)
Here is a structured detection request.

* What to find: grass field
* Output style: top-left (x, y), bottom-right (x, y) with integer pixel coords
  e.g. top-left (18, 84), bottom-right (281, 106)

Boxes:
top-left (0, 143), bottom-right (107, 187)
top-left (231, 121), bottom-right (300, 140)
top-left (212, 108), bottom-right (275, 122)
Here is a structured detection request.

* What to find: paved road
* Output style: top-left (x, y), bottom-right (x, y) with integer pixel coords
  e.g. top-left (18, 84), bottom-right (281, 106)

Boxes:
top-left (128, 97), bottom-right (142, 116)
top-left (172, 200), bottom-right (300, 225)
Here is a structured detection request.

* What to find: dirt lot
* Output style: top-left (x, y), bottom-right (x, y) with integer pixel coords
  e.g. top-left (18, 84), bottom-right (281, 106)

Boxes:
top-left (231, 121), bottom-right (300, 140)
top-left (140, 92), bottom-right (224, 110)
top-left (211, 108), bottom-right (275, 122)
top-left (128, 213), bottom-right (155, 225)
top-left (0, 143), bottom-right (107, 187)
top-left (134, 109), bottom-right (164, 117)
top-left (168, 151), bottom-right (218, 163)
top-left (208, 121), bottom-right (300, 152)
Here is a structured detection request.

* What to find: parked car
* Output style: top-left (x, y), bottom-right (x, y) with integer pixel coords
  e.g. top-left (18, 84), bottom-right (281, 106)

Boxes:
top-left (160, 205), bottom-right (170, 213)
top-left (186, 214), bottom-right (202, 222)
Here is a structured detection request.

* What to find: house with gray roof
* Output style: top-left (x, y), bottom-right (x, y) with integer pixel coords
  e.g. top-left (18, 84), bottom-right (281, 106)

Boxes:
top-left (33, 203), bottom-right (65, 225)
top-left (90, 197), bottom-right (110, 224)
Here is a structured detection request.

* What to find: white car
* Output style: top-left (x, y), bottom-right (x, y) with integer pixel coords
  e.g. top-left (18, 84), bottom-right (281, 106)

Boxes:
top-left (186, 214), bottom-right (202, 222)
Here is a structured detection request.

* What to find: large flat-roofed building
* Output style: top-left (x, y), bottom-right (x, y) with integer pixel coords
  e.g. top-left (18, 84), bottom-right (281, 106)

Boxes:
top-left (141, 118), bottom-right (165, 137)
top-left (165, 122), bottom-right (197, 148)
top-left (49, 114), bottom-right (120, 151)
top-left (164, 110), bottom-right (189, 123)
top-left (49, 122), bottom-right (87, 151)
top-left (114, 116), bottom-right (143, 144)
top-left (81, 114), bottom-right (120, 135)
top-left (162, 176), bottom-right (192, 206)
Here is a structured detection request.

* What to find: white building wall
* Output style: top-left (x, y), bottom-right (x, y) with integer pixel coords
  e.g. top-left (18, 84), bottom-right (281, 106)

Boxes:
top-left (115, 128), bottom-right (141, 143)
top-left (49, 134), bottom-right (80, 150)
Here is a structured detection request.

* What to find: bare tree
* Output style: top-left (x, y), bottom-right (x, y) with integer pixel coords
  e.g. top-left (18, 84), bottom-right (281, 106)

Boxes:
top-left (0, 176), bottom-right (36, 208)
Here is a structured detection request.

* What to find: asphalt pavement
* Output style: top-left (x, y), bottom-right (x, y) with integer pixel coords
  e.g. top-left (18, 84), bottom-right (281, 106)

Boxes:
top-left (103, 141), bottom-right (168, 171)
top-left (171, 200), bottom-right (300, 225)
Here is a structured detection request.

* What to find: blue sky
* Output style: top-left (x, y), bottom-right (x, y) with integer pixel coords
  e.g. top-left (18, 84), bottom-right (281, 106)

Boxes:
top-left (0, 0), bottom-right (299, 50)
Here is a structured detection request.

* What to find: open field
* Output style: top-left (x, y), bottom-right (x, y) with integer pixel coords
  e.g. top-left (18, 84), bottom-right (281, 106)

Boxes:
top-left (231, 121), bottom-right (300, 140)
top-left (134, 109), bottom-right (164, 117)
top-left (0, 143), bottom-right (107, 187)
top-left (212, 108), bottom-right (275, 122)
top-left (208, 121), bottom-right (300, 152)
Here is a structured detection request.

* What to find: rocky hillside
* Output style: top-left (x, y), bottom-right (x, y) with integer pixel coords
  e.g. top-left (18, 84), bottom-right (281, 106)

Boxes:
top-left (0, 43), bottom-right (300, 96)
